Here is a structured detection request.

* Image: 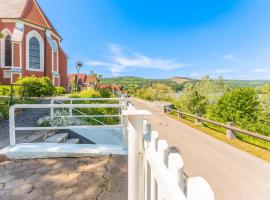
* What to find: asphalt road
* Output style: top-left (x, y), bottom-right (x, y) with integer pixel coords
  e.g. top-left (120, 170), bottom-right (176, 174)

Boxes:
top-left (132, 98), bottom-right (270, 200)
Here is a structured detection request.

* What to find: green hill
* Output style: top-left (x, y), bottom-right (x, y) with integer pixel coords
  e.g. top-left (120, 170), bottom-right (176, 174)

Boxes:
top-left (100, 76), bottom-right (270, 91)
top-left (100, 76), bottom-right (186, 91)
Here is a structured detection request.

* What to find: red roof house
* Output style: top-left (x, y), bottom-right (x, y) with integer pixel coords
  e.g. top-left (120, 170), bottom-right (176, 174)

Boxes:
top-left (0, 0), bottom-right (68, 89)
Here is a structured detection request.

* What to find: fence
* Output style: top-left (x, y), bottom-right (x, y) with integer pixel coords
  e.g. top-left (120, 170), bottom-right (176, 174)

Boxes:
top-left (9, 103), bottom-right (124, 146)
top-left (164, 106), bottom-right (270, 149)
top-left (125, 103), bottom-right (214, 200)
top-left (7, 98), bottom-right (215, 199)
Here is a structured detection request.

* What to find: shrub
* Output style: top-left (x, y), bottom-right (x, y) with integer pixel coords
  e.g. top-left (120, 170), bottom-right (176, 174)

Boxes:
top-left (16, 76), bottom-right (54, 97)
top-left (53, 87), bottom-right (66, 96)
top-left (135, 83), bottom-right (173, 101)
top-left (207, 88), bottom-right (259, 125)
top-left (0, 85), bottom-right (11, 96)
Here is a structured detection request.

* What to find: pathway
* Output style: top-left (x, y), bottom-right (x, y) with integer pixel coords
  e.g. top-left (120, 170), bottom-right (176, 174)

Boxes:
top-left (132, 98), bottom-right (270, 200)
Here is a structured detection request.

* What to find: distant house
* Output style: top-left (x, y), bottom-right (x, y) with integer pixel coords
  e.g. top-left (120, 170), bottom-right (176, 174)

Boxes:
top-left (0, 0), bottom-right (68, 89)
top-left (68, 73), bottom-right (122, 92)
top-left (68, 74), bottom-right (97, 88)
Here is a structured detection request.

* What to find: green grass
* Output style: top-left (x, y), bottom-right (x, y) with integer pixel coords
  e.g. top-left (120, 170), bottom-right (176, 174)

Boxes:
top-left (168, 112), bottom-right (270, 163)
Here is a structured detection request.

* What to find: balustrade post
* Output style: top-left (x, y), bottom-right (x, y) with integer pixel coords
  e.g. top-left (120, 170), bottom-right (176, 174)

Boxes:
top-left (168, 148), bottom-right (184, 191)
top-left (9, 106), bottom-right (16, 145)
top-left (226, 122), bottom-right (236, 139)
top-left (69, 100), bottom-right (73, 116)
top-left (158, 140), bottom-right (168, 200)
top-left (123, 110), bottom-right (151, 200)
top-left (50, 99), bottom-right (54, 120)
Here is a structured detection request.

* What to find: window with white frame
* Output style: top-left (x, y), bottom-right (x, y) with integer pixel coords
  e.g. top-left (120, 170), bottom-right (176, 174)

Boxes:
top-left (26, 31), bottom-right (44, 71)
top-left (3, 70), bottom-right (11, 79)
top-left (4, 35), bottom-right (12, 66)
top-left (29, 37), bottom-right (40, 69)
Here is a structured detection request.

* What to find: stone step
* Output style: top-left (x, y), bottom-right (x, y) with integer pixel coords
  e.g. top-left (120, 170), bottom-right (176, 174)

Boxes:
top-left (65, 138), bottom-right (80, 144)
top-left (44, 133), bottom-right (68, 143)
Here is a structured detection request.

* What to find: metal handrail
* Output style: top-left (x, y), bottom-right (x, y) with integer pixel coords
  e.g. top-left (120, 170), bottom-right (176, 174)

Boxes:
top-left (9, 103), bottom-right (124, 145)
top-left (165, 106), bottom-right (270, 142)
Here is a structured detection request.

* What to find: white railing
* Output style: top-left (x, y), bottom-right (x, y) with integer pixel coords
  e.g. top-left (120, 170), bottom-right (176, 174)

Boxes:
top-left (9, 103), bottom-right (123, 145)
top-left (125, 102), bottom-right (215, 200)
top-left (50, 97), bottom-right (128, 124)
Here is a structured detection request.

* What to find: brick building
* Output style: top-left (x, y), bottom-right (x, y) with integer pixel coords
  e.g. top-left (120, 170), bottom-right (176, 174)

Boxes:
top-left (0, 0), bottom-right (68, 89)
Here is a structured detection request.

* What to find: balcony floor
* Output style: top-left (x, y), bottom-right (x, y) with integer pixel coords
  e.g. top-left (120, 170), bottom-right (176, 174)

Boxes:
top-left (0, 155), bottom-right (127, 200)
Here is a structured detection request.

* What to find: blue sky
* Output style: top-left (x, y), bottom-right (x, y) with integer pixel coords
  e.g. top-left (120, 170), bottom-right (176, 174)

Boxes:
top-left (39, 0), bottom-right (270, 80)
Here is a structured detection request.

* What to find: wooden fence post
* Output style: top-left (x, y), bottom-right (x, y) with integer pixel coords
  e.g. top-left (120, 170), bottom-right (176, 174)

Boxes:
top-left (194, 114), bottom-right (202, 126)
top-left (163, 106), bottom-right (167, 113)
top-left (226, 122), bottom-right (236, 139)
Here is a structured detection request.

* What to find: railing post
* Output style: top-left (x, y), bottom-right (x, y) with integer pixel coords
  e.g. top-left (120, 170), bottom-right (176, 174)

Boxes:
top-left (163, 106), bottom-right (167, 113)
top-left (157, 140), bottom-right (168, 200)
top-left (9, 106), bottom-right (16, 145)
top-left (187, 177), bottom-right (215, 200)
top-left (69, 100), bottom-right (73, 116)
top-left (150, 131), bottom-right (159, 200)
top-left (50, 99), bottom-right (54, 120)
top-left (226, 122), bottom-right (236, 139)
top-left (143, 120), bottom-right (151, 200)
top-left (177, 110), bottom-right (182, 118)
top-left (123, 110), bottom-right (151, 200)
top-left (168, 148), bottom-right (184, 191)
top-left (194, 114), bottom-right (202, 126)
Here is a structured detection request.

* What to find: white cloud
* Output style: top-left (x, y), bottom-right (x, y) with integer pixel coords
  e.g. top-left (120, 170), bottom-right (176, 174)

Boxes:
top-left (222, 53), bottom-right (237, 61)
top-left (252, 68), bottom-right (268, 73)
top-left (86, 43), bottom-right (188, 75)
top-left (215, 68), bottom-right (236, 73)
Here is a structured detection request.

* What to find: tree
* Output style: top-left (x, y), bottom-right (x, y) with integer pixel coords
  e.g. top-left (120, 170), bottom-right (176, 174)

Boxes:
top-left (208, 88), bottom-right (259, 125)
top-left (90, 70), bottom-right (102, 89)
top-left (174, 87), bottom-right (208, 116)
top-left (0, 33), bottom-right (3, 39)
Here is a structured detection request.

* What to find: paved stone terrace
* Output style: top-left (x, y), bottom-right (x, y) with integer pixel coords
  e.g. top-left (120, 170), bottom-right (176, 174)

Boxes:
top-left (0, 155), bottom-right (127, 200)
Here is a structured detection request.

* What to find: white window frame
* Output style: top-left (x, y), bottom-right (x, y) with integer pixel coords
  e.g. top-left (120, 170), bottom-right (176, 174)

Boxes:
top-left (1, 28), bottom-right (13, 68)
top-left (3, 70), bottom-right (11, 79)
top-left (52, 51), bottom-right (59, 73)
top-left (11, 72), bottom-right (22, 84)
top-left (26, 30), bottom-right (44, 72)
top-left (53, 75), bottom-right (60, 87)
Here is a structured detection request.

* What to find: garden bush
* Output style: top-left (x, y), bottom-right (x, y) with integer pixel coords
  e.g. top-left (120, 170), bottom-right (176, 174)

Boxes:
top-left (0, 85), bottom-right (12, 96)
top-left (16, 76), bottom-right (54, 97)
top-left (53, 87), bottom-right (66, 96)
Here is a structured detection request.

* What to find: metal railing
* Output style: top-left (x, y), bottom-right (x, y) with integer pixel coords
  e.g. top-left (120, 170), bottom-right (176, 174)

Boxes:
top-left (9, 103), bottom-right (123, 145)
top-left (164, 106), bottom-right (270, 143)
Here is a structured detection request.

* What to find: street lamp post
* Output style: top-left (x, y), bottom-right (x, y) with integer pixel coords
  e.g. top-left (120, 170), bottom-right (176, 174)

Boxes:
top-left (75, 61), bottom-right (83, 92)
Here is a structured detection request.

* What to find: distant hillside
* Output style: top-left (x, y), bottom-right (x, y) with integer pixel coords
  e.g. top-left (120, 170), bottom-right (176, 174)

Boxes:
top-left (100, 76), bottom-right (270, 91)
top-left (224, 80), bottom-right (270, 88)
top-left (100, 76), bottom-right (184, 91)
top-left (170, 77), bottom-right (191, 84)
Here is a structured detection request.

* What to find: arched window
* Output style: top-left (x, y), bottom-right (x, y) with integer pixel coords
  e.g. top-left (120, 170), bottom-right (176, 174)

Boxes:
top-left (4, 35), bottom-right (12, 66)
top-left (29, 37), bottom-right (40, 69)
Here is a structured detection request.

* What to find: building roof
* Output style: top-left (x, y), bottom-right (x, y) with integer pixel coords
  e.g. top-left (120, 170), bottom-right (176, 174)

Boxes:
top-left (0, 0), bottom-right (62, 39)
top-left (68, 74), bottom-right (97, 85)
top-left (0, 0), bottom-right (26, 18)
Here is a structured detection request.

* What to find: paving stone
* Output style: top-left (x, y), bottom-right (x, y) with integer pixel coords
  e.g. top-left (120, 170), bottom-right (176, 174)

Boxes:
top-left (0, 174), bottom-right (14, 183)
top-left (35, 165), bottom-right (51, 173)
top-left (22, 189), bottom-right (43, 200)
top-left (4, 178), bottom-right (24, 189)
top-left (11, 183), bottom-right (34, 196)
top-left (53, 188), bottom-right (73, 199)
top-left (0, 155), bottom-right (127, 200)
